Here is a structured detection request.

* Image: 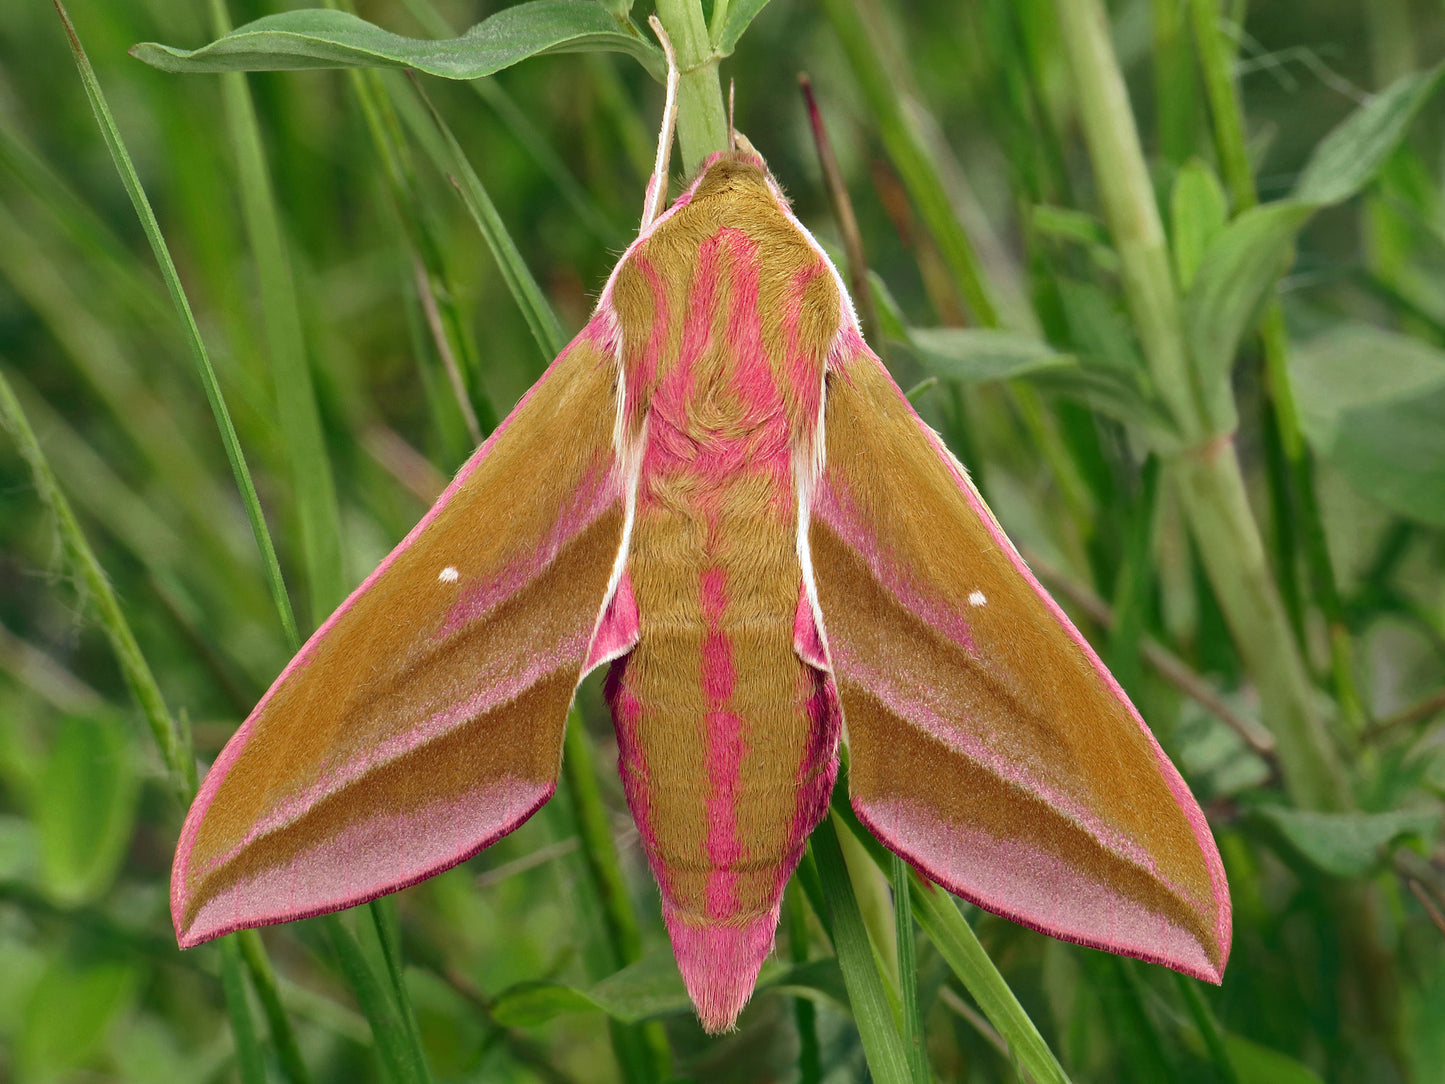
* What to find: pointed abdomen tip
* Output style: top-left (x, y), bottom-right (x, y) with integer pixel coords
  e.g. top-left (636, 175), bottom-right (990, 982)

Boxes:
top-left (664, 903), bottom-right (780, 1034)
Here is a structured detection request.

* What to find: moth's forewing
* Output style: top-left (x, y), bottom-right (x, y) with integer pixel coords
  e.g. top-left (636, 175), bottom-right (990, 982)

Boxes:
top-left (172, 331), bottom-right (629, 946)
top-left (808, 336), bottom-right (1231, 982)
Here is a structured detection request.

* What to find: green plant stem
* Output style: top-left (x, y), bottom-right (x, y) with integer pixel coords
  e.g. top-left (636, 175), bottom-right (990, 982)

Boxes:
top-left (1051, 0), bottom-right (1349, 807)
top-left (1188, 0), bottom-right (1252, 208)
top-left (325, 913), bottom-right (429, 1084)
top-left (1190, 0), bottom-right (1366, 734)
top-left (240, 930), bottom-right (314, 1084)
top-left (652, 0), bottom-right (728, 170)
top-left (908, 877), bottom-right (1071, 1084)
top-left (1050, 0), bottom-right (1202, 438)
top-left (818, 0), bottom-right (997, 326)
top-left (1173, 442), bottom-right (1348, 809)
top-left (0, 366), bottom-right (193, 800)
top-left (562, 712), bottom-right (642, 964)
top-left (403, 76), bottom-right (566, 363)
top-left (1175, 974), bottom-right (1238, 1084)
top-left (1, 362), bottom-right (318, 1082)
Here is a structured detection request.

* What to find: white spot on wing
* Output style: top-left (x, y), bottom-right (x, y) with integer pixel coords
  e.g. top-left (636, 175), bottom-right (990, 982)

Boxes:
top-left (439, 566), bottom-right (460, 583)
top-left (968, 590), bottom-right (987, 607)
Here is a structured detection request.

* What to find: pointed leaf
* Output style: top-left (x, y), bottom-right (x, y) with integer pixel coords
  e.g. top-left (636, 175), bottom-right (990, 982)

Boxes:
top-left (906, 327), bottom-right (1075, 383)
top-left (1182, 200), bottom-right (1313, 388)
top-left (491, 983), bottom-right (604, 1027)
top-left (716, 0), bottom-right (774, 56)
top-left (1291, 325), bottom-right (1445, 526)
top-left (1170, 159), bottom-right (1228, 291)
top-left (1294, 63), bottom-right (1445, 206)
top-left (1258, 806), bottom-right (1440, 878)
top-left (35, 714), bottom-right (138, 906)
top-left (18, 958), bottom-right (139, 1081)
top-left (132, 4), bottom-right (665, 82)
top-left (811, 816), bottom-right (912, 1084)
top-left (490, 953), bottom-right (845, 1026)
top-left (1225, 1034), bottom-right (1326, 1084)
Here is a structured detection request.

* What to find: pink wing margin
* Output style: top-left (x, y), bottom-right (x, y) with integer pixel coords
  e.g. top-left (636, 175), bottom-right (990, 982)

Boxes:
top-left (806, 330), bottom-right (1231, 982)
top-left (173, 320), bottom-right (635, 946)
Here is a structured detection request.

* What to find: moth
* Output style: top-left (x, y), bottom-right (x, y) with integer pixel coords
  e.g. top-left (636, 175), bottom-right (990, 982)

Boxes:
top-left (172, 46), bottom-right (1230, 1035)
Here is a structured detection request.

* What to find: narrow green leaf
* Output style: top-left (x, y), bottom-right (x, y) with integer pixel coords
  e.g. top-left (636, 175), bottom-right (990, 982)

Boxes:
top-left (132, 4), bottom-right (665, 81)
top-left (812, 816), bottom-right (911, 1084)
top-left (394, 77), bottom-right (566, 360)
top-left (1181, 200), bottom-right (1313, 389)
top-left (1258, 806), bottom-right (1439, 877)
top-left (209, 0), bottom-right (346, 625)
top-left (54, 0), bottom-right (300, 653)
top-left (909, 877), bottom-right (1072, 1084)
top-left (1176, 973), bottom-right (1239, 1084)
top-left (715, 0), bottom-right (772, 55)
top-left (1293, 63), bottom-right (1445, 206)
top-left (1291, 325), bottom-right (1445, 527)
top-left (819, 0), bottom-right (999, 327)
top-left (35, 714), bottom-right (138, 906)
top-left (239, 930), bottom-right (314, 1084)
top-left (891, 853), bottom-right (930, 1084)
top-left (1031, 204), bottom-right (1120, 272)
top-left (368, 899), bottom-right (434, 1084)
top-left (219, 937), bottom-right (268, 1084)
top-left (325, 915), bottom-right (425, 1084)
top-left (906, 327), bottom-right (1075, 383)
top-left (1170, 158), bottom-right (1228, 291)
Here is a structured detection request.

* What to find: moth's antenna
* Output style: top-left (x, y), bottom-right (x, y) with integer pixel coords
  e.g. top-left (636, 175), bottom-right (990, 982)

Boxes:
top-left (642, 15), bottom-right (679, 230)
top-left (728, 79), bottom-right (737, 151)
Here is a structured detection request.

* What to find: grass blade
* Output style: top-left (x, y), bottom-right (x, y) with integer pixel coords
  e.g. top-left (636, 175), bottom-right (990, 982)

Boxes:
top-left (205, 0), bottom-right (346, 625)
top-left (240, 931), bottom-right (314, 1084)
top-left (0, 366), bottom-right (192, 799)
top-left (909, 876), bottom-right (1071, 1084)
top-left (397, 76), bottom-right (566, 359)
top-left (53, 0), bottom-right (299, 650)
top-left (892, 852), bottom-right (930, 1084)
top-left (818, 0), bottom-right (998, 327)
top-left (811, 815), bottom-right (911, 1084)
top-left (219, 936), bottom-right (269, 1084)
top-left (325, 914), bottom-right (426, 1084)
top-left (786, 885), bottom-right (822, 1084)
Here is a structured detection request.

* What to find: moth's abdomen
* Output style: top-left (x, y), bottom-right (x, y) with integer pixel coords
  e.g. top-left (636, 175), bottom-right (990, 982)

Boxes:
top-left (605, 484), bottom-right (838, 1033)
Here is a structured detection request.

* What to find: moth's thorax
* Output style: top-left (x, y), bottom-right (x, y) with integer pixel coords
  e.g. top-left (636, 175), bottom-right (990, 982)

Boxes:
top-left (608, 155), bottom-right (841, 467)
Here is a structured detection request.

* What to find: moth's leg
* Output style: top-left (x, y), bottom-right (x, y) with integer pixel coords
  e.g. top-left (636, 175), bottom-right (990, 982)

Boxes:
top-left (727, 79), bottom-right (737, 151)
top-left (641, 14), bottom-right (679, 230)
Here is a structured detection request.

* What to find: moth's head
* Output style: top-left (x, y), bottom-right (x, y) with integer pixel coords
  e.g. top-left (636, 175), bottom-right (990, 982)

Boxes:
top-left (678, 139), bottom-right (789, 221)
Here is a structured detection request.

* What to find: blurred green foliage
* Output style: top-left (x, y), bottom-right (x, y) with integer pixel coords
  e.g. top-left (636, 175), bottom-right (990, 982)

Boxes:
top-left (2, 0), bottom-right (1444, 1081)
